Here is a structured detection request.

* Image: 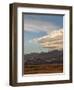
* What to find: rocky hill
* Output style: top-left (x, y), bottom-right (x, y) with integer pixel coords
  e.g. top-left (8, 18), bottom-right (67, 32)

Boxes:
top-left (24, 50), bottom-right (63, 65)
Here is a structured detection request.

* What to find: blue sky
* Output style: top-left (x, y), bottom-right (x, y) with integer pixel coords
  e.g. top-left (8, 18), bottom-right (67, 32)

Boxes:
top-left (23, 14), bottom-right (63, 54)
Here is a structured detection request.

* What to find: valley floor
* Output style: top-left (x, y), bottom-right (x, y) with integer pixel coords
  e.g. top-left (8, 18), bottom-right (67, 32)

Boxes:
top-left (24, 64), bottom-right (63, 74)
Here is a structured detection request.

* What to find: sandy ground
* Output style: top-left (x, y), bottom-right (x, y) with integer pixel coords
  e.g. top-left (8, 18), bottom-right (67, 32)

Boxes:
top-left (24, 64), bottom-right (63, 74)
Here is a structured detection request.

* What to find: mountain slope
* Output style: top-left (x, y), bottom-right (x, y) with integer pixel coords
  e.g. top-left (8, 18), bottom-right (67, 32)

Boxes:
top-left (24, 50), bottom-right (63, 65)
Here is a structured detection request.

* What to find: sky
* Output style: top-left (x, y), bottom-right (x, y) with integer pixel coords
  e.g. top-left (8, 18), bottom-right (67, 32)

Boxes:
top-left (23, 14), bottom-right (63, 54)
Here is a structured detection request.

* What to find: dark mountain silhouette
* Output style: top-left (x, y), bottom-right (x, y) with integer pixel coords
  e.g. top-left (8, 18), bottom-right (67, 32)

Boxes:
top-left (24, 50), bottom-right (63, 65)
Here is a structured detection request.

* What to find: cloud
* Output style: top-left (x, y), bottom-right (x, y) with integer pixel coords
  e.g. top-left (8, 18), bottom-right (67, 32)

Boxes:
top-left (33, 28), bottom-right (63, 50)
top-left (24, 19), bottom-right (60, 33)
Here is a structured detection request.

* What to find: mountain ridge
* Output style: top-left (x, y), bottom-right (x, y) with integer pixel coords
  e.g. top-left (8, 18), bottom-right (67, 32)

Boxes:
top-left (24, 50), bottom-right (63, 65)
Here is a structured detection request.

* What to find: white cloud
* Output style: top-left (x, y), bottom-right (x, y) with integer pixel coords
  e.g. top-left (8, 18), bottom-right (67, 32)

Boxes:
top-left (32, 28), bottom-right (63, 50)
top-left (24, 19), bottom-right (60, 33)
